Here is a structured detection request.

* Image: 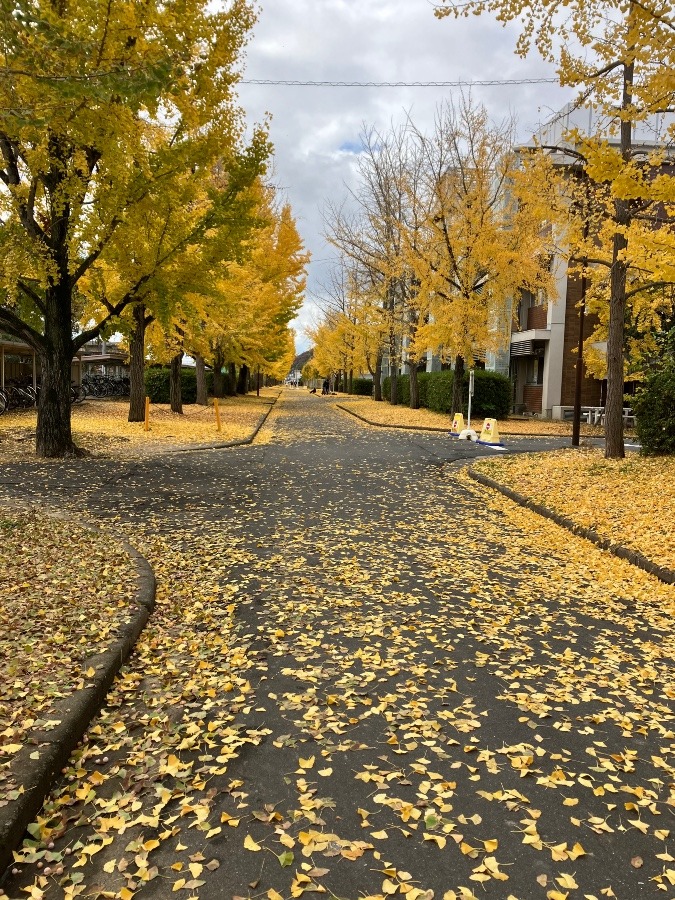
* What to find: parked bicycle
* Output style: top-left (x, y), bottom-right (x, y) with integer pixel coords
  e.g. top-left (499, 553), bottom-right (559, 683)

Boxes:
top-left (0, 380), bottom-right (86, 414)
top-left (0, 380), bottom-right (38, 414)
top-left (81, 373), bottom-right (130, 398)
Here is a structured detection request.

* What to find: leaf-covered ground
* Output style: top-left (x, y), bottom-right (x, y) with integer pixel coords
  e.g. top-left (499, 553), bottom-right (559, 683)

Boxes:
top-left (1, 392), bottom-right (674, 900)
top-left (0, 392), bottom-right (277, 463)
top-left (0, 510), bottom-right (137, 799)
top-left (338, 397), bottom-right (610, 437)
top-left (474, 449), bottom-right (675, 570)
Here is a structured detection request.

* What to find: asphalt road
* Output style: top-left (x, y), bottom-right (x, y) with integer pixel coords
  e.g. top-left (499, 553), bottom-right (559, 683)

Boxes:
top-left (1, 392), bottom-right (673, 900)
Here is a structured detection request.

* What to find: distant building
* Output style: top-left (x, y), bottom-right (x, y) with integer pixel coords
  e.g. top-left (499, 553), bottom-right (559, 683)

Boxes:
top-left (80, 340), bottom-right (129, 376)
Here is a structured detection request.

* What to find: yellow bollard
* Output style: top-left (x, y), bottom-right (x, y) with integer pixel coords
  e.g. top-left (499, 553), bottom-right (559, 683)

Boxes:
top-left (213, 397), bottom-right (222, 433)
top-left (477, 417), bottom-right (503, 446)
top-left (144, 396), bottom-right (150, 432)
top-left (450, 412), bottom-right (465, 436)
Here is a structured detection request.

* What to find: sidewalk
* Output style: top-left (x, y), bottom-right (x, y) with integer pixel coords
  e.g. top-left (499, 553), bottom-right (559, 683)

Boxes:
top-left (0, 390), bottom-right (280, 463)
top-left (0, 511), bottom-right (155, 875)
top-left (470, 448), bottom-right (675, 583)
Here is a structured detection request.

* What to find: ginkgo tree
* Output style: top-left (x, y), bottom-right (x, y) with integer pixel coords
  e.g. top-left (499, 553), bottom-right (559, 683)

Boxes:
top-left (0, 0), bottom-right (269, 456)
top-left (404, 96), bottom-right (556, 417)
top-left (322, 102), bottom-right (554, 414)
top-left (325, 125), bottom-right (421, 406)
top-left (433, 0), bottom-right (675, 457)
top-left (195, 187), bottom-right (307, 390)
top-left (540, 152), bottom-right (675, 393)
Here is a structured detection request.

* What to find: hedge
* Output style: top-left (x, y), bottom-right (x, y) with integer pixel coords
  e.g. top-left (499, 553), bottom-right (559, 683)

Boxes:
top-left (382, 369), bottom-right (510, 418)
top-left (144, 367), bottom-right (214, 404)
top-left (633, 367), bottom-right (675, 455)
top-left (352, 377), bottom-right (374, 396)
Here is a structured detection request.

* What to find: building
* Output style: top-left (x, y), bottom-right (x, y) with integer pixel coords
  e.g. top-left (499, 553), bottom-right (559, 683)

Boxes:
top-left (79, 340), bottom-right (129, 377)
top-left (509, 103), bottom-right (674, 417)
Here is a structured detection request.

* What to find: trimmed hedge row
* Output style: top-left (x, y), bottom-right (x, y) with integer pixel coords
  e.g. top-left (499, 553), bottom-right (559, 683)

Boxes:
top-left (633, 367), bottom-right (675, 455)
top-left (144, 367), bottom-right (213, 404)
top-left (382, 369), bottom-right (511, 418)
top-left (352, 377), bottom-right (374, 396)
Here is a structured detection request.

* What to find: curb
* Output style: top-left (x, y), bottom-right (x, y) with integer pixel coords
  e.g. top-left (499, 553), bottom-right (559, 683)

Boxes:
top-left (173, 392), bottom-right (281, 453)
top-left (468, 468), bottom-right (675, 586)
top-left (336, 404), bottom-right (448, 433)
top-left (335, 404), bottom-right (605, 439)
top-left (0, 540), bottom-right (156, 877)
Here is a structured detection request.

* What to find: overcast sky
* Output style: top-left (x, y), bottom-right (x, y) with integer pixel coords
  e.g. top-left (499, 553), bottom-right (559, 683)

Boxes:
top-left (236, 0), bottom-right (574, 355)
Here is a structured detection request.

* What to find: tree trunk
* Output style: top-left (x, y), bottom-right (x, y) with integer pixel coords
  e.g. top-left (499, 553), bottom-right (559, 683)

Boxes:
top-left (195, 353), bottom-right (207, 406)
top-left (452, 354), bottom-right (465, 418)
top-left (36, 330), bottom-right (76, 457)
top-left (228, 362), bottom-right (237, 395)
top-left (374, 353), bottom-right (383, 401)
top-left (605, 237), bottom-right (627, 458)
top-left (409, 362), bottom-right (420, 410)
top-left (128, 303), bottom-right (147, 422)
top-left (237, 363), bottom-right (249, 394)
top-left (35, 285), bottom-right (76, 457)
top-left (212, 346), bottom-right (225, 398)
top-left (604, 59), bottom-right (634, 460)
top-left (170, 351), bottom-right (183, 414)
top-left (389, 330), bottom-right (398, 405)
top-left (348, 368), bottom-right (354, 395)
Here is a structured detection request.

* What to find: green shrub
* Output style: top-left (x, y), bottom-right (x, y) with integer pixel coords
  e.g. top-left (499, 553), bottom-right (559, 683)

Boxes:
top-left (352, 377), bottom-right (374, 396)
top-left (426, 370), bottom-right (455, 413)
top-left (417, 371), bottom-right (431, 408)
top-left (379, 368), bottom-right (510, 417)
top-left (381, 374), bottom-right (411, 404)
top-left (471, 370), bottom-right (511, 419)
top-left (633, 368), bottom-right (675, 455)
top-left (382, 375), bottom-right (394, 401)
top-left (144, 367), bottom-right (198, 404)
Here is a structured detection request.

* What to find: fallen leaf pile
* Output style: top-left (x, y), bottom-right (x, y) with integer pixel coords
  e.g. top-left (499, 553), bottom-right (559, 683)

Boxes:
top-left (0, 510), bottom-right (136, 797)
top-left (474, 448), bottom-right (675, 569)
top-left (0, 392), bottom-right (277, 463)
top-left (338, 397), bottom-right (609, 436)
top-left (1, 391), bottom-right (674, 900)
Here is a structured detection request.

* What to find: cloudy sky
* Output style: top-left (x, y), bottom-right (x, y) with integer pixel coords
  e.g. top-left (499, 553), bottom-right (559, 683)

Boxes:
top-left (236, 0), bottom-right (575, 354)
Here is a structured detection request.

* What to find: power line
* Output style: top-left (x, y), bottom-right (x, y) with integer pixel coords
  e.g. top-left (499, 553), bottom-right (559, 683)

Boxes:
top-left (240, 77), bottom-right (560, 88)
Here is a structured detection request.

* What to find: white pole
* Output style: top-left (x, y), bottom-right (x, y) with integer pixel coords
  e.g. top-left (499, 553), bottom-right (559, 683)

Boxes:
top-left (467, 369), bottom-right (474, 430)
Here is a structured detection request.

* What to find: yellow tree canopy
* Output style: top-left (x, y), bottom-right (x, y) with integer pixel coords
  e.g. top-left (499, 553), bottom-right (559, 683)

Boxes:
top-left (402, 98), bottom-right (555, 368)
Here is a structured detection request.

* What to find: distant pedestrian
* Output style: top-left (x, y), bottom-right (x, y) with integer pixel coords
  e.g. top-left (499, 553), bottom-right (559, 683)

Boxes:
top-left (322, 378), bottom-right (329, 395)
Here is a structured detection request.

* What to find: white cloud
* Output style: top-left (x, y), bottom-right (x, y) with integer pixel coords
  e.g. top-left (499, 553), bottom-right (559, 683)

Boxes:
top-left (236, 0), bottom-right (574, 353)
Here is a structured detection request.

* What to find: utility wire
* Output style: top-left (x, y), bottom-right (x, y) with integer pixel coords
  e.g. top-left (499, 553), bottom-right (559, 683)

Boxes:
top-left (240, 77), bottom-right (560, 87)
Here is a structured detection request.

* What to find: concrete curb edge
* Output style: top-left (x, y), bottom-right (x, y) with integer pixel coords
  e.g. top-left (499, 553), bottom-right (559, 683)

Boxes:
top-left (0, 542), bottom-right (156, 878)
top-left (468, 468), bottom-right (675, 586)
top-left (336, 403), bottom-right (448, 433)
top-left (173, 392), bottom-right (281, 453)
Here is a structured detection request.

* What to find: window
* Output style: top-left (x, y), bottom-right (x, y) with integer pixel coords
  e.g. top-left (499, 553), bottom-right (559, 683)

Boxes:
top-left (526, 356), bottom-right (544, 385)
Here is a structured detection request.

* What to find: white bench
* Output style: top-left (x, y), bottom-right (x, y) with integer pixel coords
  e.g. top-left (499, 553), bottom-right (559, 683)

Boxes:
top-left (585, 407), bottom-right (635, 427)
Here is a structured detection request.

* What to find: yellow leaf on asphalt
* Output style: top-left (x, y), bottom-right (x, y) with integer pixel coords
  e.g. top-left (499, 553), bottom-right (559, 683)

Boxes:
top-left (244, 834), bottom-right (262, 851)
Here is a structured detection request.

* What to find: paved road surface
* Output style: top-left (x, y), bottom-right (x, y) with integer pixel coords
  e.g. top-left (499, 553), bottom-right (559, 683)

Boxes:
top-left (2, 392), bottom-right (674, 900)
